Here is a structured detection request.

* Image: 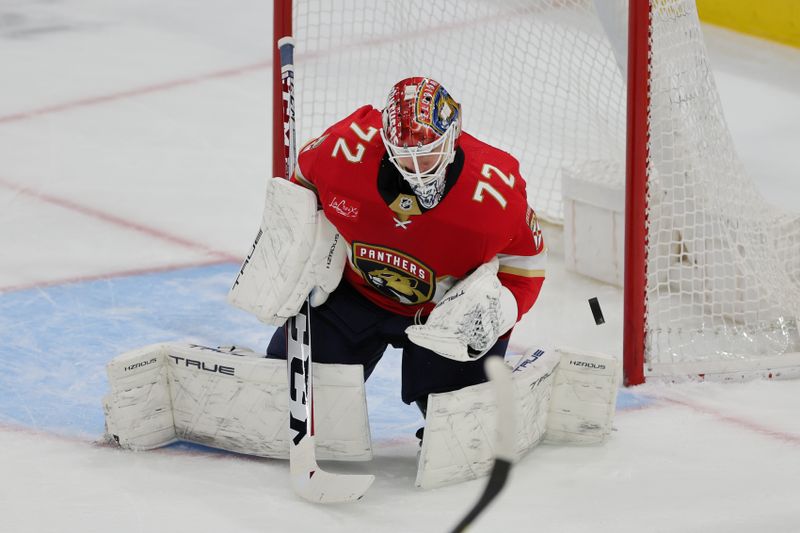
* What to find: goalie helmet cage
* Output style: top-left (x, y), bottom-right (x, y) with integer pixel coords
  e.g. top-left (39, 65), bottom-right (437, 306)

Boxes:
top-left (272, 0), bottom-right (800, 385)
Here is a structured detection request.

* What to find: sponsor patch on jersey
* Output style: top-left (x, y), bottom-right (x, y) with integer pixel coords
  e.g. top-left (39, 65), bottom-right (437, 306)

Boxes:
top-left (328, 195), bottom-right (360, 220)
top-left (526, 206), bottom-right (544, 253)
top-left (352, 242), bottom-right (435, 305)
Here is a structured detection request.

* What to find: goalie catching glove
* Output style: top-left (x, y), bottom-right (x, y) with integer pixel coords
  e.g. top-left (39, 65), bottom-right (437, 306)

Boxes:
top-left (406, 257), bottom-right (517, 362)
top-left (228, 177), bottom-right (346, 325)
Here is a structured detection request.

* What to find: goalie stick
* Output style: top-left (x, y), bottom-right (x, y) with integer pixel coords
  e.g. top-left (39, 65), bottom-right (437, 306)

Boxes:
top-left (286, 303), bottom-right (374, 502)
top-left (279, 36), bottom-right (374, 503)
top-left (449, 356), bottom-right (516, 532)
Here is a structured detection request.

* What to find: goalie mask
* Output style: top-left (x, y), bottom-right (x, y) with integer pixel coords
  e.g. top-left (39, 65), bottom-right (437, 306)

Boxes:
top-left (381, 77), bottom-right (462, 209)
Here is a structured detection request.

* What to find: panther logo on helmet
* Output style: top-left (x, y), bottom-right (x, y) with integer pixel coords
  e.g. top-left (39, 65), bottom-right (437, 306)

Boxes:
top-left (416, 80), bottom-right (459, 136)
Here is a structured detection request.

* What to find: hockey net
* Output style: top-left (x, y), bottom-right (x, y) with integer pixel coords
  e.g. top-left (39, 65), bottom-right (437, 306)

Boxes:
top-left (276, 0), bottom-right (800, 383)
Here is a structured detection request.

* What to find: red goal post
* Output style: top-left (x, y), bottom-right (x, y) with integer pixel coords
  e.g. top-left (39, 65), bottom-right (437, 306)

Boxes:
top-left (273, 0), bottom-right (800, 385)
top-left (272, 0), bottom-right (292, 180)
top-left (624, 0), bottom-right (650, 385)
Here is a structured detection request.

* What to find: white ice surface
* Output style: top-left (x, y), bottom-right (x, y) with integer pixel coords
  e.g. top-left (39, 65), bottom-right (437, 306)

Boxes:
top-left (1, 3), bottom-right (799, 533)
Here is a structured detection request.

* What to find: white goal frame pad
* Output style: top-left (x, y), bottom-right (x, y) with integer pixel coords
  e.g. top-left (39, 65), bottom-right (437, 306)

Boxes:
top-left (103, 343), bottom-right (372, 461)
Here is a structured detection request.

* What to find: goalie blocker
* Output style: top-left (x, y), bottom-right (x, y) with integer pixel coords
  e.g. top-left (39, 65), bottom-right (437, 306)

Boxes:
top-left (104, 344), bottom-right (618, 487)
top-left (227, 176), bottom-right (347, 326)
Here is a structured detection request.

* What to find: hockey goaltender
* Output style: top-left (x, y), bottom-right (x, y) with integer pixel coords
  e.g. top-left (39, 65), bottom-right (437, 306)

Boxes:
top-left (102, 77), bottom-right (619, 490)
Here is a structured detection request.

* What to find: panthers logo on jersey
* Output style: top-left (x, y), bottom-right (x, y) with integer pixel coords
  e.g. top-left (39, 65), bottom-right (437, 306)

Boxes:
top-left (352, 243), bottom-right (435, 305)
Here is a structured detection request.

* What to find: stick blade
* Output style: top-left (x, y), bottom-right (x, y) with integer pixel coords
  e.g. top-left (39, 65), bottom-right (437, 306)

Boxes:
top-left (292, 468), bottom-right (375, 504)
top-left (290, 438), bottom-right (374, 503)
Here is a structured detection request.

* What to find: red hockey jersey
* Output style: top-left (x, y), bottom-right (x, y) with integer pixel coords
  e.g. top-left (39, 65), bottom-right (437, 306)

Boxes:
top-left (292, 105), bottom-right (545, 320)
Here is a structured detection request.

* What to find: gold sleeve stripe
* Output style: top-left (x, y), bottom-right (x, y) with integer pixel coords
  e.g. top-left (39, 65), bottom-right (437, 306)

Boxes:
top-left (298, 138), bottom-right (316, 152)
top-left (498, 265), bottom-right (546, 278)
top-left (497, 251), bottom-right (547, 270)
top-left (293, 168), bottom-right (317, 193)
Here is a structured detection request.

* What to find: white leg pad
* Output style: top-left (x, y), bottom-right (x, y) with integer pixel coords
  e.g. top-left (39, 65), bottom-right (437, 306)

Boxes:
top-left (415, 348), bottom-right (559, 489)
top-left (103, 345), bottom-right (177, 450)
top-left (544, 348), bottom-right (620, 445)
top-left (103, 343), bottom-right (372, 461)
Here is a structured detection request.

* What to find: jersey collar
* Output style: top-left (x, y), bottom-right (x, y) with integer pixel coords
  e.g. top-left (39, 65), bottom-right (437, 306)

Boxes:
top-left (377, 146), bottom-right (465, 218)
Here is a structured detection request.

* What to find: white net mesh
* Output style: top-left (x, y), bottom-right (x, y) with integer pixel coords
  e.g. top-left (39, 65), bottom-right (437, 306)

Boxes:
top-left (291, 0), bottom-right (800, 378)
top-left (292, 0), bottom-right (627, 224)
top-left (645, 1), bottom-right (800, 373)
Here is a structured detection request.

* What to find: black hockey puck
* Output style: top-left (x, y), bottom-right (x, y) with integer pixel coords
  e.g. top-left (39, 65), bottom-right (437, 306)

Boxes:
top-left (589, 297), bottom-right (605, 325)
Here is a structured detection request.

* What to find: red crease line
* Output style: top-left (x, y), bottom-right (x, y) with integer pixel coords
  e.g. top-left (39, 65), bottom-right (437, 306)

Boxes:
top-left (0, 257), bottom-right (239, 295)
top-left (0, 6), bottom-right (540, 125)
top-left (657, 395), bottom-right (800, 447)
top-left (0, 421), bottom-right (264, 463)
top-left (0, 176), bottom-right (240, 263)
top-left (0, 58), bottom-right (272, 124)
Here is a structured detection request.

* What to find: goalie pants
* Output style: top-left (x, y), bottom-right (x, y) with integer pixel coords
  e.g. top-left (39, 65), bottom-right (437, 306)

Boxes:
top-left (266, 281), bottom-right (509, 405)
